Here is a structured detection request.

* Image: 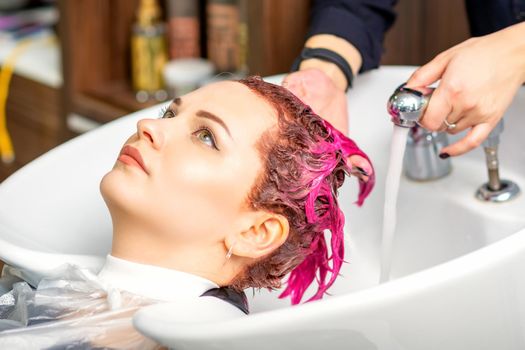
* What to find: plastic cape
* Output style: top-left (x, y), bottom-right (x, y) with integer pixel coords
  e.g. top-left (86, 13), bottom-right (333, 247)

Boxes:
top-left (0, 264), bottom-right (162, 349)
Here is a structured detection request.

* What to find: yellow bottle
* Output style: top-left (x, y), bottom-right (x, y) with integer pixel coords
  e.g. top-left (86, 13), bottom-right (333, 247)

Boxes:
top-left (131, 0), bottom-right (168, 101)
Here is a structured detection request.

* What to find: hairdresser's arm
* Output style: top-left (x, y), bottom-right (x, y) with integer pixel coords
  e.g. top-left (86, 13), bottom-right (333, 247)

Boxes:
top-left (283, 0), bottom-right (396, 134)
top-left (406, 22), bottom-right (525, 157)
top-left (283, 0), bottom-right (396, 175)
top-left (282, 35), bottom-right (360, 136)
top-left (306, 0), bottom-right (397, 73)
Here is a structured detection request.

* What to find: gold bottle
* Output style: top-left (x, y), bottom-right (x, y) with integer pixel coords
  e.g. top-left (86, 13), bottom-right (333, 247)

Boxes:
top-left (131, 0), bottom-right (168, 101)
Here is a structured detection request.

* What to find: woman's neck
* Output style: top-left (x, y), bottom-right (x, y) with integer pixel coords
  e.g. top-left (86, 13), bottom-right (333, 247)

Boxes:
top-left (110, 223), bottom-right (239, 287)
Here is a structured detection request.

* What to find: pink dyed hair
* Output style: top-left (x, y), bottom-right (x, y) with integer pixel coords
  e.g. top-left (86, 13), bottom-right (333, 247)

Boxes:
top-left (230, 76), bottom-right (374, 304)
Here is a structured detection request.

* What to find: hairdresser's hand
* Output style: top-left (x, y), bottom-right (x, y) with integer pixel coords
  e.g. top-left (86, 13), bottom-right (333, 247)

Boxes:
top-left (406, 22), bottom-right (525, 158)
top-left (283, 67), bottom-right (349, 135)
top-left (282, 68), bottom-right (373, 180)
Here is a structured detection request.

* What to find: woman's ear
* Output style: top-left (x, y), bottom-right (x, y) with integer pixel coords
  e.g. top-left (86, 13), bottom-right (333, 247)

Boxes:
top-left (228, 213), bottom-right (289, 260)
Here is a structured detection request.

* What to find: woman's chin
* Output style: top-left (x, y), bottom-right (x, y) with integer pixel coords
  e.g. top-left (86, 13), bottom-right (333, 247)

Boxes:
top-left (100, 170), bottom-right (145, 213)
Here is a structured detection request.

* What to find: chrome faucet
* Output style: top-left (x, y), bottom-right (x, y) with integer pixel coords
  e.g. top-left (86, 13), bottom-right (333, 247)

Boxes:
top-left (387, 84), bottom-right (451, 181)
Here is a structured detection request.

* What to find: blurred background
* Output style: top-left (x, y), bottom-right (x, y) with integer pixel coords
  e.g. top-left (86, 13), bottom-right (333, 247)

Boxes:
top-left (0, 0), bottom-right (470, 182)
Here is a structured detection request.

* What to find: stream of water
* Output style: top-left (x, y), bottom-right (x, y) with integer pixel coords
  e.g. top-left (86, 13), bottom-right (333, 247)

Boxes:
top-left (379, 125), bottom-right (409, 283)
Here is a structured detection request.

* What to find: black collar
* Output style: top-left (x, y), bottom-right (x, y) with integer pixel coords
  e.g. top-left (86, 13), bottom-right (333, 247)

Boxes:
top-left (201, 287), bottom-right (249, 315)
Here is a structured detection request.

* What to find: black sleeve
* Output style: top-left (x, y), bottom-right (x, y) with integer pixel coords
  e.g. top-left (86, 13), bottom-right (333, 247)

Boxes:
top-left (307, 0), bottom-right (397, 72)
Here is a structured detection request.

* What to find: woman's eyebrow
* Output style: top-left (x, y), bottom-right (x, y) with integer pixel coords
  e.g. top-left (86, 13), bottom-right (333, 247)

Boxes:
top-left (173, 97), bottom-right (233, 140)
top-left (196, 110), bottom-right (233, 139)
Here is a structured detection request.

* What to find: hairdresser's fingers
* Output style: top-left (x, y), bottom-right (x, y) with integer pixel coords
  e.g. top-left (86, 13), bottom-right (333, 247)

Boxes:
top-left (406, 49), bottom-right (457, 132)
top-left (281, 74), bottom-right (295, 89)
top-left (406, 49), bottom-right (452, 88)
top-left (348, 155), bottom-right (373, 182)
top-left (284, 69), bottom-right (350, 135)
top-left (282, 74), bottom-right (307, 99)
top-left (417, 84), bottom-right (453, 131)
top-left (327, 97), bottom-right (349, 135)
top-left (283, 72), bottom-right (308, 100)
top-left (439, 123), bottom-right (492, 157)
top-left (444, 115), bottom-right (470, 135)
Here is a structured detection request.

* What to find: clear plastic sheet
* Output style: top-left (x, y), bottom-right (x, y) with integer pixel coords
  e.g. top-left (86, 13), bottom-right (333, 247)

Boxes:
top-left (0, 264), bottom-right (163, 349)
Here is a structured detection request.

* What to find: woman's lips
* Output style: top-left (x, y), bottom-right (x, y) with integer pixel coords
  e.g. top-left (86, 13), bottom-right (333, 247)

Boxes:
top-left (118, 145), bottom-right (149, 174)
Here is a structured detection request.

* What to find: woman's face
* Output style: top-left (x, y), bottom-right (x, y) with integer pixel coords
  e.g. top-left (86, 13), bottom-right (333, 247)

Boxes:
top-left (100, 81), bottom-right (277, 250)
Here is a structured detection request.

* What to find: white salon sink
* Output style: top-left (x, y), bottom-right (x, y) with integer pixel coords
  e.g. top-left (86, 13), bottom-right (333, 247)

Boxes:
top-left (1, 67), bottom-right (524, 349)
top-left (396, 161), bottom-right (524, 276)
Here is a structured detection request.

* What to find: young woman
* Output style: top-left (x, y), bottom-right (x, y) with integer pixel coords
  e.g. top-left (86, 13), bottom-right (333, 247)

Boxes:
top-left (0, 76), bottom-right (373, 349)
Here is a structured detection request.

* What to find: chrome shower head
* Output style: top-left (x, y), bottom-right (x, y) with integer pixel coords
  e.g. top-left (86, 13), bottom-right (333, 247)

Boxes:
top-left (387, 83), bottom-right (434, 128)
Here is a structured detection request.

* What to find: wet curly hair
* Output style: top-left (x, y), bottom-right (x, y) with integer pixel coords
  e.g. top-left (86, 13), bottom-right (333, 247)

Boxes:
top-left (229, 76), bottom-right (374, 304)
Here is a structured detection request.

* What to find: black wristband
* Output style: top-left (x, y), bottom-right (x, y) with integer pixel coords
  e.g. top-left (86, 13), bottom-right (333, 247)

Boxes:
top-left (291, 47), bottom-right (354, 91)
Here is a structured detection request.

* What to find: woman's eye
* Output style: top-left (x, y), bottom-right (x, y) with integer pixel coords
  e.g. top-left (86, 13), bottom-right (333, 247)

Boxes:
top-left (194, 128), bottom-right (218, 149)
top-left (162, 110), bottom-right (176, 119)
top-left (159, 107), bottom-right (176, 119)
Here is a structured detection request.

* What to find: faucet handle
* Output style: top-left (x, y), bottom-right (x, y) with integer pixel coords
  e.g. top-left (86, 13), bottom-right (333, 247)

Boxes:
top-left (387, 83), bottom-right (434, 128)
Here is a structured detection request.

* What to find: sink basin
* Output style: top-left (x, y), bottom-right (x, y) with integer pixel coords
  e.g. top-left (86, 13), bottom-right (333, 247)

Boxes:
top-left (1, 66), bottom-right (524, 349)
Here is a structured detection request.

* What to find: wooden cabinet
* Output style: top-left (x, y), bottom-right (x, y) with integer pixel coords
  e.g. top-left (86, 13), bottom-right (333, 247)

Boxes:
top-left (58, 0), bottom-right (311, 124)
top-left (0, 74), bottom-right (65, 182)
top-left (59, 0), bottom-right (149, 124)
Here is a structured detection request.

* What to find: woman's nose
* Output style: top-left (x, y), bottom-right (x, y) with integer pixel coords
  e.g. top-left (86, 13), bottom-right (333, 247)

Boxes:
top-left (137, 118), bottom-right (164, 149)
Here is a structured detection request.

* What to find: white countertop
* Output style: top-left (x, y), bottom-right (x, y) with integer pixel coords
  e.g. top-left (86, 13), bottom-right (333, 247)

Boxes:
top-left (0, 29), bottom-right (62, 88)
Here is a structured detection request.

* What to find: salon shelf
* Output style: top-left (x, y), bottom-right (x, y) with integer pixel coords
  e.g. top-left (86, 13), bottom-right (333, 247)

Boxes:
top-left (69, 82), bottom-right (159, 125)
top-left (58, 0), bottom-right (155, 124)
top-left (58, 0), bottom-right (311, 124)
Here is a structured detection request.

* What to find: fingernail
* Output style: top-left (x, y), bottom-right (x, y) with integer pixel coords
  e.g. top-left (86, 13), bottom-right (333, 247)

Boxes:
top-left (439, 153), bottom-right (450, 159)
